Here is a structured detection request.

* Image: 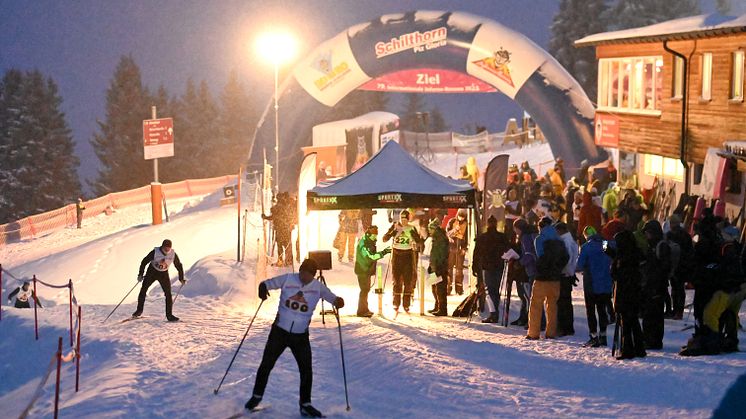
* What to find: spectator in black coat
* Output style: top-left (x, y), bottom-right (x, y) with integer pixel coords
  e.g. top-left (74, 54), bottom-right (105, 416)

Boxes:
top-left (609, 230), bottom-right (646, 359)
top-left (473, 215), bottom-right (511, 323)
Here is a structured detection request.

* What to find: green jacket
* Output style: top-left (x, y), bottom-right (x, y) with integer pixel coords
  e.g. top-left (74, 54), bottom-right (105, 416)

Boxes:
top-left (355, 233), bottom-right (385, 276)
top-left (429, 226), bottom-right (449, 272)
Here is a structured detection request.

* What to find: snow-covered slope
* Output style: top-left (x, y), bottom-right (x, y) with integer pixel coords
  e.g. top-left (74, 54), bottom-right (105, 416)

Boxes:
top-left (1, 145), bottom-right (744, 418)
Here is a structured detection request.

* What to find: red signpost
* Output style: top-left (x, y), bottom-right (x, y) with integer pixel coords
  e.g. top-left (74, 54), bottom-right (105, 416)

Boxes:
top-left (68, 279), bottom-right (73, 347)
top-left (142, 117), bottom-right (175, 160)
top-left (76, 306), bottom-right (82, 392)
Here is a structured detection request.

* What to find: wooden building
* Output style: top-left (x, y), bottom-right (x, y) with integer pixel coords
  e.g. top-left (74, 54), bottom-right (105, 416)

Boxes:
top-left (575, 13), bottom-right (746, 218)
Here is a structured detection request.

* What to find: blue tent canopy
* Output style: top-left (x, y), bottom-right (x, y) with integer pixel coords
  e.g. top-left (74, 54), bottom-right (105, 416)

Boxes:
top-left (307, 141), bottom-right (476, 210)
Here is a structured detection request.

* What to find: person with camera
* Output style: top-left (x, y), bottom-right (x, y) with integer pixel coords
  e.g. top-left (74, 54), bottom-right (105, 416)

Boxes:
top-left (133, 239), bottom-right (184, 321)
top-left (354, 225), bottom-right (390, 317)
top-left (245, 258), bottom-right (344, 417)
top-left (383, 209), bottom-right (424, 312)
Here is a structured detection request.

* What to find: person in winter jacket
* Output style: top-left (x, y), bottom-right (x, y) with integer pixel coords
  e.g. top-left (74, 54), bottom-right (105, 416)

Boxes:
top-left (383, 210), bottom-right (424, 312)
top-left (7, 281), bottom-right (42, 308)
top-left (665, 214), bottom-right (693, 320)
top-left (354, 225), bottom-right (390, 317)
top-left (608, 230), bottom-right (647, 359)
top-left (641, 220), bottom-right (670, 350)
top-left (555, 222), bottom-right (578, 336)
top-left (601, 209), bottom-right (628, 242)
top-left (527, 218), bottom-right (568, 339)
top-left (578, 190), bottom-right (603, 241)
top-left (473, 215), bottom-right (511, 323)
top-left (245, 258), bottom-right (344, 417)
top-left (428, 218), bottom-right (450, 316)
top-left (75, 197), bottom-right (85, 229)
top-left (134, 239), bottom-right (185, 321)
top-left (336, 210), bottom-right (360, 263)
top-left (446, 209), bottom-right (469, 295)
top-left (263, 192), bottom-right (298, 266)
top-left (576, 226), bottom-right (613, 347)
top-left (512, 218), bottom-right (538, 326)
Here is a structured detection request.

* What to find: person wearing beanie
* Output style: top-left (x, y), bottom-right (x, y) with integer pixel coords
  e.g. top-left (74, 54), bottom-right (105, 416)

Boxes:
top-left (245, 258), bottom-right (344, 417)
top-left (354, 225), bottom-right (390, 317)
top-left (134, 239), bottom-right (185, 321)
top-left (427, 218), bottom-right (450, 316)
top-left (641, 220), bottom-right (670, 350)
top-left (576, 226), bottom-right (613, 347)
top-left (383, 210), bottom-right (424, 312)
top-left (527, 218), bottom-right (568, 340)
top-left (665, 213), bottom-right (693, 320)
top-left (446, 209), bottom-right (469, 295)
top-left (473, 215), bottom-right (511, 323)
top-left (7, 281), bottom-right (42, 309)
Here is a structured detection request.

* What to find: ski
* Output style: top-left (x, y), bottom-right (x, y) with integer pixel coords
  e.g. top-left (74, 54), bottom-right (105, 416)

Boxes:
top-left (121, 315), bottom-right (149, 323)
top-left (224, 405), bottom-right (270, 419)
top-left (611, 314), bottom-right (621, 357)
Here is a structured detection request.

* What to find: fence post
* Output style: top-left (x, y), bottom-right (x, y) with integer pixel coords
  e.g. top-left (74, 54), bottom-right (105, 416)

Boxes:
top-left (33, 275), bottom-right (39, 340)
top-left (75, 306), bottom-right (81, 392)
top-left (68, 279), bottom-right (73, 347)
top-left (0, 263), bottom-right (3, 321)
top-left (54, 337), bottom-right (62, 419)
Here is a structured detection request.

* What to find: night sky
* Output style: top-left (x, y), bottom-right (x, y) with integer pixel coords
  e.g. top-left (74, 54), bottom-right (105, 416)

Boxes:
top-left (1, 0), bottom-right (561, 191)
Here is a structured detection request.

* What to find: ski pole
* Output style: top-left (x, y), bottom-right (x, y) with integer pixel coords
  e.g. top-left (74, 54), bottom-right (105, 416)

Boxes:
top-left (172, 280), bottom-right (186, 305)
top-left (333, 308), bottom-right (351, 411)
top-left (214, 299), bottom-right (265, 395)
top-left (103, 280), bottom-right (140, 323)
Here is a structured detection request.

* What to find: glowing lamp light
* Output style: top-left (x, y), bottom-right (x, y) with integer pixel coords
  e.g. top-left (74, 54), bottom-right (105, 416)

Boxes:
top-left (255, 31), bottom-right (298, 65)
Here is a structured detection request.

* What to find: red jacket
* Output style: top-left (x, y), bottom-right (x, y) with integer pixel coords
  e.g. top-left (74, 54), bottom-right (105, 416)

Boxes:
top-left (578, 191), bottom-right (602, 237)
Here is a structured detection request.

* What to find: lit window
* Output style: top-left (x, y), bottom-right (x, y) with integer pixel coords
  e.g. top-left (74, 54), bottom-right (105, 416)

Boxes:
top-left (701, 52), bottom-right (713, 101)
top-left (643, 154), bottom-right (685, 181)
top-left (672, 56), bottom-right (684, 99)
top-left (598, 56), bottom-right (662, 113)
top-left (731, 51), bottom-right (744, 101)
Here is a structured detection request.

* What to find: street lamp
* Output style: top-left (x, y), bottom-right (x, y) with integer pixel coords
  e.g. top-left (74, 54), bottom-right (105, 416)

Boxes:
top-left (256, 30), bottom-right (298, 192)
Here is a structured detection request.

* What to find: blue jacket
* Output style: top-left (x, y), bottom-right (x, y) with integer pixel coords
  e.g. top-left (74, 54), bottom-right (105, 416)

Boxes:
top-left (576, 234), bottom-right (613, 294)
top-left (518, 232), bottom-right (538, 278)
top-left (534, 225), bottom-right (559, 257)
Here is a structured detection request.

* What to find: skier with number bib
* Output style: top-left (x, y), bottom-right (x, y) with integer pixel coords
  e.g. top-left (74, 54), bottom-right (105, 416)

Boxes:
top-left (7, 281), bottom-right (42, 308)
top-left (245, 258), bottom-right (344, 417)
top-left (383, 210), bottom-right (424, 312)
top-left (133, 239), bottom-right (185, 321)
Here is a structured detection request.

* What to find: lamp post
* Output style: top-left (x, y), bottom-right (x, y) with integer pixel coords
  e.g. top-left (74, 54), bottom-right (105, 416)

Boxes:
top-left (256, 31), bottom-right (298, 192)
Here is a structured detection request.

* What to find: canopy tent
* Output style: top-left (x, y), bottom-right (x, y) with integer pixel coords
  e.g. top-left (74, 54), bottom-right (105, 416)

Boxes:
top-left (307, 140), bottom-right (476, 210)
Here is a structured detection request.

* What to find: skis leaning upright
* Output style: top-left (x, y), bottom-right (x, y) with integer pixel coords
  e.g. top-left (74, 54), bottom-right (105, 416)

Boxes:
top-left (611, 313), bottom-right (621, 357)
top-left (501, 261), bottom-right (512, 327)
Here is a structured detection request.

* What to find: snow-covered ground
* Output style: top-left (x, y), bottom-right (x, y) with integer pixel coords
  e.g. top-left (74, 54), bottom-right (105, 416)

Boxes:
top-left (1, 144), bottom-right (744, 418)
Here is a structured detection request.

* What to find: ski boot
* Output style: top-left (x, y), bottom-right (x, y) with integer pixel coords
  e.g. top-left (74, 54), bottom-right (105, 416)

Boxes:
top-left (300, 403), bottom-right (324, 417)
top-left (245, 395), bottom-right (262, 411)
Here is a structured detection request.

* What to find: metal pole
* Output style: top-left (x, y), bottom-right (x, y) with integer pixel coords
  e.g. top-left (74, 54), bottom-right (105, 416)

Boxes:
top-left (274, 62), bottom-right (280, 193)
top-left (152, 106), bottom-right (159, 183)
top-left (238, 166), bottom-right (243, 262)
top-left (33, 275), bottom-right (39, 340)
top-left (54, 337), bottom-right (62, 419)
top-left (0, 264), bottom-right (3, 321)
top-left (68, 279), bottom-right (73, 347)
top-left (213, 299), bottom-right (265, 395)
top-left (75, 306), bottom-right (81, 392)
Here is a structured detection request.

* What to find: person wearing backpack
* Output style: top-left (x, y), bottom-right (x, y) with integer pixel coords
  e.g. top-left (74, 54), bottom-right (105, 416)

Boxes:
top-left (526, 217), bottom-right (569, 340)
top-left (641, 220), bottom-right (671, 350)
top-left (666, 214), bottom-right (692, 320)
top-left (576, 226), bottom-right (613, 347)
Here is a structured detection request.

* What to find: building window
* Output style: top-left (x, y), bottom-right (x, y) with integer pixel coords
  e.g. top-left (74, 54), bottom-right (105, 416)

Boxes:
top-left (643, 154), bottom-right (685, 182)
top-left (672, 56), bottom-right (684, 99)
top-left (598, 56), bottom-right (663, 114)
top-left (731, 51), bottom-right (744, 101)
top-left (701, 52), bottom-right (713, 101)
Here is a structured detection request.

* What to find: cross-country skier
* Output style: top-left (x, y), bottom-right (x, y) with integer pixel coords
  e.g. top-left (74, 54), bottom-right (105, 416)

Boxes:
top-left (7, 281), bottom-right (42, 308)
top-left (383, 210), bottom-right (424, 312)
top-left (133, 239), bottom-right (185, 321)
top-left (245, 258), bottom-right (344, 417)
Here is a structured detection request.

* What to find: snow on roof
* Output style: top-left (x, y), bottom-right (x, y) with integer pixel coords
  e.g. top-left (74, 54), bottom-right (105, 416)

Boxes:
top-left (575, 13), bottom-right (746, 47)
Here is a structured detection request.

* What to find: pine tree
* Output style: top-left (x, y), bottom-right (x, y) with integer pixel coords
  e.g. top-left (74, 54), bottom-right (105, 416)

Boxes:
top-left (90, 55), bottom-right (153, 195)
top-left (219, 70), bottom-right (254, 174)
top-left (549, 0), bottom-right (608, 103)
top-left (429, 105), bottom-right (449, 132)
top-left (172, 79), bottom-right (221, 179)
top-left (0, 69), bottom-right (81, 223)
top-left (400, 93), bottom-right (427, 131)
top-left (604, 0), bottom-right (700, 31)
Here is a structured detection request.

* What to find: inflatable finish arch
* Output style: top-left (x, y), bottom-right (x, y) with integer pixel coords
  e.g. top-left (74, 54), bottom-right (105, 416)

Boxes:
top-left (248, 10), bottom-right (607, 189)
